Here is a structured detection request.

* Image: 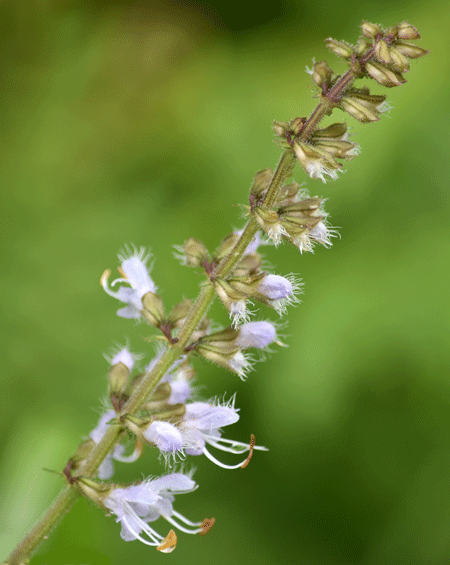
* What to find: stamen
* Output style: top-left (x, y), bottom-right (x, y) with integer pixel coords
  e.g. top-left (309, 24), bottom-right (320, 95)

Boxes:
top-left (202, 446), bottom-right (249, 469)
top-left (157, 529), bottom-right (177, 553)
top-left (241, 434), bottom-right (255, 469)
top-left (206, 437), bottom-right (250, 454)
top-left (199, 517), bottom-right (216, 536)
top-left (172, 509), bottom-right (204, 527)
top-left (162, 514), bottom-right (203, 535)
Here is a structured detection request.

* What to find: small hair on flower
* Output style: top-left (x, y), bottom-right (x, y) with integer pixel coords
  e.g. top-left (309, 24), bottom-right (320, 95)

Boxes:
top-left (256, 273), bottom-right (302, 314)
top-left (180, 396), bottom-right (268, 469)
top-left (101, 245), bottom-right (157, 319)
top-left (236, 321), bottom-right (277, 349)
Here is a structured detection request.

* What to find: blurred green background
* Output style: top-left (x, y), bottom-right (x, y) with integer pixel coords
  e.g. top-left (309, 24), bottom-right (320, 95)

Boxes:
top-left (1, 1), bottom-right (449, 564)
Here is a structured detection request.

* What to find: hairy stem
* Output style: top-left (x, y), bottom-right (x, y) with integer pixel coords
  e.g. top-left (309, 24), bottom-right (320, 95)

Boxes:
top-left (6, 38), bottom-right (383, 565)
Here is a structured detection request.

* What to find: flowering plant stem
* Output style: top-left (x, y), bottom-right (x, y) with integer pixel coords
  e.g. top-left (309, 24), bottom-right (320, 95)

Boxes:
top-left (6, 20), bottom-right (428, 564)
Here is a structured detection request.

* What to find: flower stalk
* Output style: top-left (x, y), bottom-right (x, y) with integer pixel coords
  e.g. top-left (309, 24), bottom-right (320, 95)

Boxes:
top-left (5, 20), bottom-right (428, 565)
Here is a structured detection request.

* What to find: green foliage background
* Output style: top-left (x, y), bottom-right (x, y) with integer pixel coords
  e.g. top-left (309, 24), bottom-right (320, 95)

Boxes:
top-left (1, 2), bottom-right (449, 564)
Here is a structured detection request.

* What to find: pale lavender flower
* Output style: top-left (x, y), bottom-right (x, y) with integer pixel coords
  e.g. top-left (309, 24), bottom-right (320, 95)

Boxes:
top-left (167, 379), bottom-right (192, 404)
top-left (143, 421), bottom-right (184, 465)
top-left (257, 274), bottom-right (292, 300)
top-left (236, 321), bottom-right (277, 349)
top-left (257, 274), bottom-right (302, 314)
top-left (103, 472), bottom-right (207, 552)
top-left (101, 246), bottom-right (157, 319)
top-left (180, 396), bottom-right (268, 469)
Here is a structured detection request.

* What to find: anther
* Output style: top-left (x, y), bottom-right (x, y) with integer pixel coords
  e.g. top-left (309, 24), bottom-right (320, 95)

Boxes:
top-left (241, 434), bottom-right (256, 469)
top-left (100, 269), bottom-right (111, 286)
top-left (199, 517), bottom-right (216, 536)
top-left (157, 529), bottom-right (177, 553)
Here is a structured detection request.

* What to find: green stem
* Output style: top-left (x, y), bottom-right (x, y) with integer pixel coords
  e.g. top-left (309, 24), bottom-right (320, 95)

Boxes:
top-left (6, 42), bottom-right (371, 565)
top-left (4, 488), bottom-right (79, 565)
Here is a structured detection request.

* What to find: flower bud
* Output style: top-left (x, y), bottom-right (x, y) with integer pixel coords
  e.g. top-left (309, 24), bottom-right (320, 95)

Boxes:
top-left (108, 348), bottom-right (134, 395)
top-left (275, 181), bottom-right (304, 207)
top-left (253, 207), bottom-right (287, 246)
top-left (308, 60), bottom-right (334, 87)
top-left (375, 39), bottom-right (393, 66)
top-left (179, 238), bottom-right (209, 268)
top-left (167, 298), bottom-right (193, 328)
top-left (250, 168), bottom-right (273, 199)
top-left (325, 38), bottom-right (353, 58)
top-left (232, 253), bottom-right (263, 278)
top-left (340, 97), bottom-right (380, 122)
top-left (361, 21), bottom-right (383, 39)
top-left (253, 273), bottom-right (302, 314)
top-left (389, 47), bottom-right (410, 73)
top-left (214, 232), bottom-right (240, 260)
top-left (354, 38), bottom-right (371, 57)
top-left (141, 291), bottom-right (165, 326)
top-left (397, 21), bottom-right (420, 40)
top-left (196, 341), bottom-right (252, 379)
top-left (236, 321), bottom-right (277, 349)
top-left (272, 120), bottom-right (288, 137)
top-left (365, 61), bottom-right (406, 87)
top-left (394, 41), bottom-right (429, 59)
top-left (311, 122), bottom-right (348, 140)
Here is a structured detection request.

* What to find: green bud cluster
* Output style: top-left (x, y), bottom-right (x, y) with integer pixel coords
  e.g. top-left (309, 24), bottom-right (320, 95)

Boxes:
top-left (271, 20), bottom-right (427, 183)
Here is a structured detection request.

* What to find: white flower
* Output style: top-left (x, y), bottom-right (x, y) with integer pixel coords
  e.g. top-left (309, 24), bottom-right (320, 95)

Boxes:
top-left (180, 396), bottom-right (268, 469)
top-left (293, 221), bottom-right (339, 254)
top-left (108, 348), bottom-right (135, 371)
top-left (267, 224), bottom-right (289, 246)
top-left (309, 221), bottom-right (339, 249)
top-left (236, 321), bottom-right (277, 349)
top-left (103, 472), bottom-right (210, 551)
top-left (104, 344), bottom-right (141, 371)
top-left (230, 299), bottom-right (251, 328)
top-left (101, 246), bottom-right (157, 319)
top-left (228, 351), bottom-right (254, 380)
